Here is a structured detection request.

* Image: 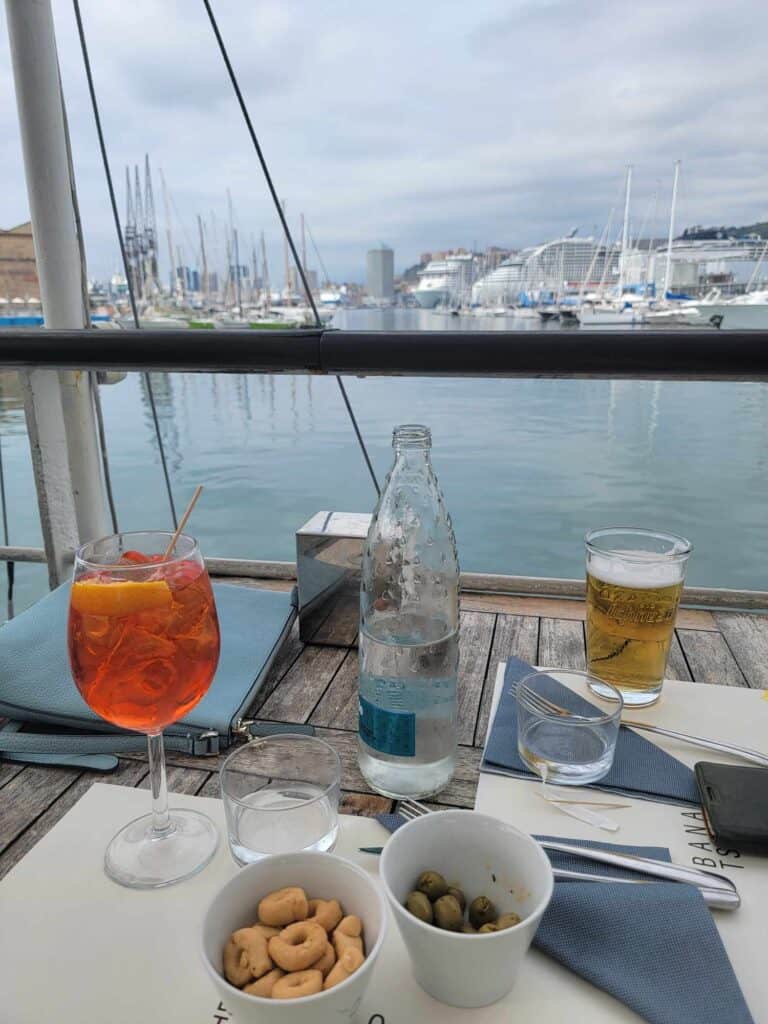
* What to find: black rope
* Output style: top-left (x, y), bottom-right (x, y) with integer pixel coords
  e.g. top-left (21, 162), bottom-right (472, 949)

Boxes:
top-left (201, 0), bottom-right (380, 497)
top-left (0, 435), bottom-right (14, 620)
top-left (91, 374), bottom-right (119, 533)
top-left (71, 0), bottom-right (179, 529)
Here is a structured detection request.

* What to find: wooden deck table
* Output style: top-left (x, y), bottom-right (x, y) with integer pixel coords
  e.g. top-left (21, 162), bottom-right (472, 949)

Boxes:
top-left (2, 580), bottom-right (767, 881)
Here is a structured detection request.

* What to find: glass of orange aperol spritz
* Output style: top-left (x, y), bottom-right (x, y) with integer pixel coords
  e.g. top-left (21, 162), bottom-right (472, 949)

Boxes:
top-left (68, 531), bottom-right (220, 888)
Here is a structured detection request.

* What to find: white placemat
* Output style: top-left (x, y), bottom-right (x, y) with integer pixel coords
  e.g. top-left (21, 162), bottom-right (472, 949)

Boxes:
top-left (1, 672), bottom-right (765, 1023)
top-left (476, 666), bottom-right (768, 1023)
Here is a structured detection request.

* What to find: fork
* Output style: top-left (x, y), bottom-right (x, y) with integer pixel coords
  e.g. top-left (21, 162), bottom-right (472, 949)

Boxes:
top-left (392, 799), bottom-right (740, 910)
top-left (515, 683), bottom-right (768, 768)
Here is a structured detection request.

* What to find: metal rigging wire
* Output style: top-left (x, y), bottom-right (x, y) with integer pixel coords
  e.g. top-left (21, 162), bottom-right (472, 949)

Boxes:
top-left (201, 0), bottom-right (380, 497)
top-left (71, 0), bottom-right (179, 529)
top-left (0, 435), bottom-right (14, 620)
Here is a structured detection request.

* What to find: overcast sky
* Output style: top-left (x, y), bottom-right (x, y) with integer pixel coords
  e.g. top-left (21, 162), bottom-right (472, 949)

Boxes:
top-left (1, 0), bottom-right (766, 284)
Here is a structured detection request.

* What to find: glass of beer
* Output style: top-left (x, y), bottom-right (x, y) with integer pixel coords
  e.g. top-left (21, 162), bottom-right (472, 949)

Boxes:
top-left (68, 531), bottom-right (221, 888)
top-left (585, 527), bottom-right (691, 707)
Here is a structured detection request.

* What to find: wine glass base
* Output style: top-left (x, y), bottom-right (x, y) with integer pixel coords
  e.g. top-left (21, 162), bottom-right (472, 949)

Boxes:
top-left (104, 809), bottom-right (219, 889)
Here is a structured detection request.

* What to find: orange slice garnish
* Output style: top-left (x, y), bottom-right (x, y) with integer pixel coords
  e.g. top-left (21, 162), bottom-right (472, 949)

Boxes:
top-left (70, 579), bottom-right (173, 617)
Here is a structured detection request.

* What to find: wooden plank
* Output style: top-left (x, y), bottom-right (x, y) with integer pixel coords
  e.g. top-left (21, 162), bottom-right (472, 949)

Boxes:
top-left (475, 614), bottom-right (539, 746)
top-left (256, 644), bottom-right (347, 723)
top-left (0, 759), bottom-right (148, 881)
top-left (0, 764), bottom-right (81, 853)
top-left (679, 627), bottom-right (748, 686)
top-left (242, 619), bottom-right (304, 716)
top-left (310, 649), bottom-right (359, 731)
top-left (459, 593), bottom-right (715, 630)
top-left (196, 774), bottom-right (222, 800)
top-left (714, 612), bottom-right (768, 689)
top-left (339, 792), bottom-right (393, 817)
top-left (0, 762), bottom-right (26, 790)
top-left (310, 590), bottom-right (360, 647)
top-left (456, 611), bottom-right (495, 745)
top-left (666, 633), bottom-right (692, 681)
top-left (137, 765), bottom-right (210, 796)
top-left (538, 618), bottom-right (586, 670)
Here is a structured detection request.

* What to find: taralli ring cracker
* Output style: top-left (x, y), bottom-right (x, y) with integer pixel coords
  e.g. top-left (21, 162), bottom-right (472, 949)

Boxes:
top-left (271, 969), bottom-right (323, 1000)
top-left (257, 886), bottom-right (309, 928)
top-left (222, 885), bottom-right (367, 1000)
top-left (268, 921), bottom-right (328, 972)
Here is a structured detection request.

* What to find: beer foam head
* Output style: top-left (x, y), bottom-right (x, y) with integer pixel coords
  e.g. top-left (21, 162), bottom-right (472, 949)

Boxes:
top-left (588, 550), bottom-right (685, 589)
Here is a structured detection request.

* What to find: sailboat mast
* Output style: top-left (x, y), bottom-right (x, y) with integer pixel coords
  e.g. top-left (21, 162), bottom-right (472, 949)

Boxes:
top-left (144, 154), bottom-right (159, 293)
top-left (618, 165), bottom-right (632, 296)
top-left (160, 168), bottom-right (178, 299)
top-left (282, 199), bottom-right (290, 304)
top-left (261, 230), bottom-right (270, 309)
top-left (176, 244), bottom-right (185, 300)
top-left (233, 227), bottom-right (242, 312)
top-left (301, 212), bottom-right (307, 275)
top-left (198, 215), bottom-right (209, 302)
top-left (250, 235), bottom-right (258, 303)
top-left (662, 160), bottom-right (681, 300)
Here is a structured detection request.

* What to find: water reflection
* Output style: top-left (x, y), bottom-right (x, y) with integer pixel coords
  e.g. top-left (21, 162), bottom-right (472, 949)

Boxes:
top-left (2, 316), bottom-right (768, 595)
top-left (138, 372), bottom-right (182, 474)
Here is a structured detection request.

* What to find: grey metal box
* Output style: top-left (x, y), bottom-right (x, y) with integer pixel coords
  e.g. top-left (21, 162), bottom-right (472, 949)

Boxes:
top-left (296, 511), bottom-right (372, 644)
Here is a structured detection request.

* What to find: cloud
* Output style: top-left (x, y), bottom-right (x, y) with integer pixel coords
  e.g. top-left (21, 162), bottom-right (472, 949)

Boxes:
top-left (0, 0), bottom-right (766, 282)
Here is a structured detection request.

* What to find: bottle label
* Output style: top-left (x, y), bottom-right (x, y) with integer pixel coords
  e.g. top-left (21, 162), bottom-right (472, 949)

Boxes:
top-left (359, 695), bottom-right (416, 757)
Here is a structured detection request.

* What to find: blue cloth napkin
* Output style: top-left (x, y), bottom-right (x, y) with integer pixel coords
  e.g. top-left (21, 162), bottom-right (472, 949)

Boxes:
top-left (482, 656), bottom-right (699, 804)
top-left (377, 814), bottom-right (754, 1024)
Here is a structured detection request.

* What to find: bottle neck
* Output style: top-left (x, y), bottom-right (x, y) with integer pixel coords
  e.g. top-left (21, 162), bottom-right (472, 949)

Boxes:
top-left (392, 424), bottom-right (431, 467)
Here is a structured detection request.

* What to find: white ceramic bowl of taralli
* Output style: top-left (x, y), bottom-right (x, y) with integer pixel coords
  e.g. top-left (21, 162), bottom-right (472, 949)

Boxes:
top-left (379, 809), bottom-right (554, 1008)
top-left (201, 851), bottom-right (387, 1024)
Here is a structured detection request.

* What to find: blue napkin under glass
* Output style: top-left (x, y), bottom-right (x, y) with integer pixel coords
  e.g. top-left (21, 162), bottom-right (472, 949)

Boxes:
top-left (482, 656), bottom-right (700, 804)
top-left (376, 814), bottom-right (754, 1024)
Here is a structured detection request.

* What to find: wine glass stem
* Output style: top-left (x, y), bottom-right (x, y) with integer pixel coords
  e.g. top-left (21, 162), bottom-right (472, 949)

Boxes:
top-left (147, 732), bottom-right (173, 837)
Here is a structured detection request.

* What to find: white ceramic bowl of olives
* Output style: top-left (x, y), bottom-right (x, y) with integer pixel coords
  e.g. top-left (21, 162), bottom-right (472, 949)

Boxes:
top-left (379, 809), bottom-right (553, 1008)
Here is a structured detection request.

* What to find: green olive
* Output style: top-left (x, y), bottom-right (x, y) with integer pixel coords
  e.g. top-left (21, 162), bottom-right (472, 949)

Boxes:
top-left (433, 894), bottom-right (463, 931)
top-left (496, 912), bottom-right (521, 930)
top-left (478, 922), bottom-right (500, 933)
top-left (405, 891), bottom-right (433, 923)
top-left (468, 896), bottom-right (497, 929)
top-left (416, 870), bottom-right (448, 902)
top-left (460, 922), bottom-right (477, 934)
top-left (446, 884), bottom-right (466, 912)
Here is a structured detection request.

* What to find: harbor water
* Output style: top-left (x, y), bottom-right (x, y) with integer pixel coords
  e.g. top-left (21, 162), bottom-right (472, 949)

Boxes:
top-left (1, 307), bottom-right (767, 611)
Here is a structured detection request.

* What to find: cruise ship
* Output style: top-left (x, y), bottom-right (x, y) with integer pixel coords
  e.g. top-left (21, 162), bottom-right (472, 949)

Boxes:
top-left (471, 237), bottom-right (618, 307)
top-left (413, 253), bottom-right (475, 308)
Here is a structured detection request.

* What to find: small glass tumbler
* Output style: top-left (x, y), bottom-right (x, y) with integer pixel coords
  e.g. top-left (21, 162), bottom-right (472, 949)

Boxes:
top-left (221, 734), bottom-right (341, 864)
top-left (516, 670), bottom-right (623, 785)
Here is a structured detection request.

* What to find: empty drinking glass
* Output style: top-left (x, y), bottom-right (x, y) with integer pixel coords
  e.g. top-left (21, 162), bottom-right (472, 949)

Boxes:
top-left (516, 670), bottom-right (622, 785)
top-left (220, 734), bottom-right (341, 864)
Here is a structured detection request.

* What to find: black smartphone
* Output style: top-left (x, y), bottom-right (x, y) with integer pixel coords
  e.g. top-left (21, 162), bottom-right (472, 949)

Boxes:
top-left (694, 761), bottom-right (768, 855)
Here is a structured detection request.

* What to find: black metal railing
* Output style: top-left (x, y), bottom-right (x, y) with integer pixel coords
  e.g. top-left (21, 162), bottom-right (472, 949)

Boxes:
top-left (0, 328), bottom-right (766, 379)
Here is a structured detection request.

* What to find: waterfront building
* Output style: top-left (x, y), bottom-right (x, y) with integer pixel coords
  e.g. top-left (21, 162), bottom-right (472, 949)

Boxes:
top-left (366, 243), bottom-right (394, 301)
top-left (0, 220), bottom-right (40, 302)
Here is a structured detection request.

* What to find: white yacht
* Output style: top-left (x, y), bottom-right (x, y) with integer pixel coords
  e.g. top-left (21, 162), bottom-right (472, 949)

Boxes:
top-left (688, 289), bottom-right (768, 330)
top-left (577, 297), bottom-right (649, 326)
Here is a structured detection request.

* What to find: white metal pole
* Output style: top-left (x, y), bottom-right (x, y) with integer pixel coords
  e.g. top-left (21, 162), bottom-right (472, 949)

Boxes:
top-left (663, 160), bottom-right (681, 300)
top-left (5, 0), bottom-right (109, 583)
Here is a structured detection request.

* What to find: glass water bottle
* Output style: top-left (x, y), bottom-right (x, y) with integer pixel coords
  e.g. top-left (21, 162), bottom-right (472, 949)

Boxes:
top-left (358, 424), bottom-right (459, 798)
